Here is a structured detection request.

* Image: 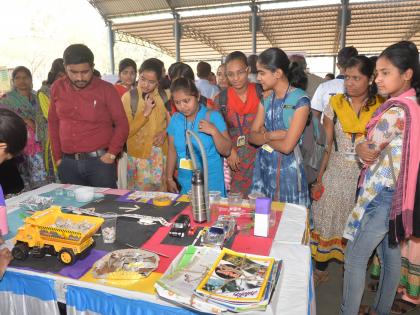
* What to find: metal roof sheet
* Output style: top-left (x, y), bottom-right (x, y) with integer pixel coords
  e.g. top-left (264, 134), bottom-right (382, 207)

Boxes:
top-left (88, 0), bottom-right (420, 61)
top-left (88, 0), bottom-right (272, 18)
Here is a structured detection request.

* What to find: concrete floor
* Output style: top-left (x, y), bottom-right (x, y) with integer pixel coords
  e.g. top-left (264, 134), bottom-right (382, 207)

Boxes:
top-left (315, 261), bottom-right (420, 315)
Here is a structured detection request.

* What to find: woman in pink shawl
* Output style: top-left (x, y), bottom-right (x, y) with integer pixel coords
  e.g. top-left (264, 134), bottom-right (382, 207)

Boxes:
top-left (0, 66), bottom-right (47, 190)
top-left (341, 41), bottom-right (420, 315)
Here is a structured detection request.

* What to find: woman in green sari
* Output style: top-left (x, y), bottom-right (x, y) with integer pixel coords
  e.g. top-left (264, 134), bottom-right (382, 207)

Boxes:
top-left (0, 66), bottom-right (47, 190)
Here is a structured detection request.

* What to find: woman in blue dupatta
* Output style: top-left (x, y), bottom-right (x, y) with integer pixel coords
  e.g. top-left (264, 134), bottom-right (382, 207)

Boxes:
top-left (249, 47), bottom-right (310, 207)
top-left (0, 66), bottom-right (47, 190)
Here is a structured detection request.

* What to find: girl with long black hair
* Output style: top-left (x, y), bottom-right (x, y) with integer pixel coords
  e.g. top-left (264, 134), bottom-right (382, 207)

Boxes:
top-left (249, 47), bottom-right (310, 205)
top-left (341, 41), bottom-right (420, 315)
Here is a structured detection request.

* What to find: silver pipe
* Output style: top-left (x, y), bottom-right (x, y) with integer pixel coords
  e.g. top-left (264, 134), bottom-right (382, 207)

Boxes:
top-left (186, 129), bottom-right (210, 221)
top-left (173, 12), bottom-right (181, 62)
top-left (340, 0), bottom-right (349, 50)
top-left (251, 3), bottom-right (258, 54)
top-left (107, 22), bottom-right (115, 75)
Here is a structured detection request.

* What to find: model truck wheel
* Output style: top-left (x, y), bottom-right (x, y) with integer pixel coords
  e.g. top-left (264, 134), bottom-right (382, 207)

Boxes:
top-left (31, 246), bottom-right (46, 258)
top-left (12, 242), bottom-right (29, 260)
top-left (58, 249), bottom-right (76, 265)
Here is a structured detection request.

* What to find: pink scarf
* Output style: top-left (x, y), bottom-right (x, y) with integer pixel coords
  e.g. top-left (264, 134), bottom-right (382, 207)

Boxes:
top-left (0, 104), bottom-right (41, 156)
top-left (365, 88), bottom-right (420, 244)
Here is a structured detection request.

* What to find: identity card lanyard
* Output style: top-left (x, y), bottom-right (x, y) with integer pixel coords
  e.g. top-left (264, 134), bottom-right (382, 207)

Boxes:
top-left (349, 108), bottom-right (362, 153)
top-left (271, 84), bottom-right (291, 131)
top-left (235, 113), bottom-right (248, 147)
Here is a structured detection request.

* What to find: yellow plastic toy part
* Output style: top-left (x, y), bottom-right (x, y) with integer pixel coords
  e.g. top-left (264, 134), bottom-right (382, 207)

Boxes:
top-left (13, 206), bottom-right (104, 265)
top-left (152, 196), bottom-right (172, 207)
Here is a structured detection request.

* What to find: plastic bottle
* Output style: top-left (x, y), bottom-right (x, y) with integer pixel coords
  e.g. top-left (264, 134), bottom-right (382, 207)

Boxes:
top-left (254, 197), bottom-right (271, 237)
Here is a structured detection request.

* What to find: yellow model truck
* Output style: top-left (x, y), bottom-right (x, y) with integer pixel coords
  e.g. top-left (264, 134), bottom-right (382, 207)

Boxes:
top-left (12, 206), bottom-right (104, 265)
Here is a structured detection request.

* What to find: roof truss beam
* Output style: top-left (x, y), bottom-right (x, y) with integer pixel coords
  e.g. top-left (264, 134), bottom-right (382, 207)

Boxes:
top-left (259, 17), bottom-right (276, 46)
top-left (93, 0), bottom-right (420, 60)
top-left (114, 31), bottom-right (176, 58)
top-left (181, 24), bottom-right (227, 56)
top-left (403, 16), bottom-right (420, 40)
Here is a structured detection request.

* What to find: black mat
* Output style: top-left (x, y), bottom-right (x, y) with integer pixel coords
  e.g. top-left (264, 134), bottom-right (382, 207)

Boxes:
top-left (82, 195), bottom-right (187, 221)
top-left (161, 226), bottom-right (238, 249)
top-left (10, 197), bottom-right (189, 272)
top-left (81, 195), bottom-right (189, 249)
top-left (9, 235), bottom-right (138, 273)
top-left (92, 217), bottom-right (157, 251)
top-left (10, 246), bottom-right (107, 277)
top-left (10, 253), bottom-right (68, 272)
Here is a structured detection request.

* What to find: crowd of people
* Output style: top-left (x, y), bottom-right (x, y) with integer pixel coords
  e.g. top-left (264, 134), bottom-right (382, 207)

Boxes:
top-left (0, 40), bottom-right (419, 314)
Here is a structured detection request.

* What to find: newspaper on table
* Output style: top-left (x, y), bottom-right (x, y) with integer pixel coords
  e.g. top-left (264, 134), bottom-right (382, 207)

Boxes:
top-left (155, 246), bottom-right (226, 314)
top-left (194, 248), bottom-right (282, 312)
top-left (155, 246), bottom-right (283, 314)
top-left (199, 260), bottom-right (282, 312)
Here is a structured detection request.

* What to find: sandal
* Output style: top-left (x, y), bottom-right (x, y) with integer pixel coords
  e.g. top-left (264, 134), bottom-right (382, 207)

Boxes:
top-left (313, 270), bottom-right (329, 286)
top-left (391, 298), bottom-right (419, 314)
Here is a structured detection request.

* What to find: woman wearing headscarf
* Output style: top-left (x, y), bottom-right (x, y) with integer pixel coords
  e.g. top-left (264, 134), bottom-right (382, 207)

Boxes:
top-left (1, 66), bottom-right (46, 190)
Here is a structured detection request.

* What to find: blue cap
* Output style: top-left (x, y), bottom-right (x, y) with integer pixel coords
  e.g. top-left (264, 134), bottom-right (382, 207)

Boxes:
top-left (255, 197), bottom-right (271, 214)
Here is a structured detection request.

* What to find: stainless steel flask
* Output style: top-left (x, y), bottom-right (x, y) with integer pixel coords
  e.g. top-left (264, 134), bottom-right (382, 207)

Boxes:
top-left (191, 169), bottom-right (207, 223)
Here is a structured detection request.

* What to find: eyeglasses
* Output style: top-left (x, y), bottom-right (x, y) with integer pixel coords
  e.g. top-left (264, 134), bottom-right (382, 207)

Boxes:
top-left (226, 67), bottom-right (248, 79)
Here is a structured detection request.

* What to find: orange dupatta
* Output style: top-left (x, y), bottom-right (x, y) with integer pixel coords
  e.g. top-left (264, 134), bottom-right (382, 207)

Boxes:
top-left (227, 83), bottom-right (260, 115)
